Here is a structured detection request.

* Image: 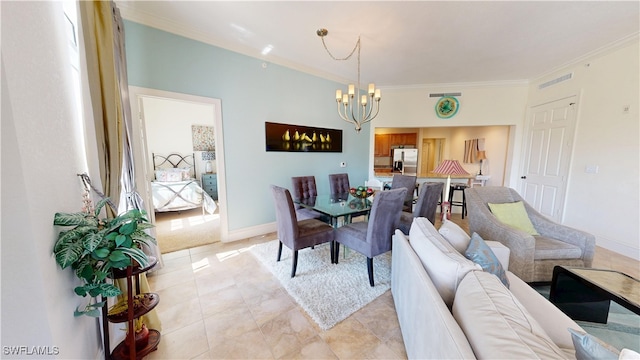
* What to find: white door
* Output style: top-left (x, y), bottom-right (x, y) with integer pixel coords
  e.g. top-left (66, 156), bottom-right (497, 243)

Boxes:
top-left (520, 96), bottom-right (577, 221)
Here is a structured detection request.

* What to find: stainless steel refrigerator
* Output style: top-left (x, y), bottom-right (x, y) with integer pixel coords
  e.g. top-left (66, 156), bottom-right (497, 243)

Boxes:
top-left (392, 148), bottom-right (418, 176)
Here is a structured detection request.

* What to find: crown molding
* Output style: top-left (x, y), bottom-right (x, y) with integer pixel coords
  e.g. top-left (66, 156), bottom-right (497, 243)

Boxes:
top-left (531, 32), bottom-right (640, 83)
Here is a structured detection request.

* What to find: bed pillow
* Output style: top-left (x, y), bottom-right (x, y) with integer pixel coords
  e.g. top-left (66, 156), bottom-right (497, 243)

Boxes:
top-left (488, 201), bottom-right (539, 235)
top-left (155, 169), bottom-right (186, 182)
top-left (464, 232), bottom-right (510, 288)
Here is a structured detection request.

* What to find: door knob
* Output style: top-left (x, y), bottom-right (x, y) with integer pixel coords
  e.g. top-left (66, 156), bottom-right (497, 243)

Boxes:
top-left (520, 176), bottom-right (527, 179)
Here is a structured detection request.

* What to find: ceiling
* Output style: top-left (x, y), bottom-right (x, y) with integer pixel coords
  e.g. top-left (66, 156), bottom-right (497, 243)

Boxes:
top-left (117, 1), bottom-right (639, 87)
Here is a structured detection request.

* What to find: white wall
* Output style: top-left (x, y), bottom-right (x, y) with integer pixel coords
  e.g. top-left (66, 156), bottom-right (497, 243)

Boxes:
top-left (1, 2), bottom-right (101, 358)
top-left (142, 96), bottom-right (215, 180)
top-left (526, 39), bottom-right (640, 259)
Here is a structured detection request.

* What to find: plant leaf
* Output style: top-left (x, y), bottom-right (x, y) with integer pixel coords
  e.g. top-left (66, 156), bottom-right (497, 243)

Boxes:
top-left (109, 250), bottom-right (127, 262)
top-left (74, 285), bottom-right (88, 296)
top-left (82, 232), bottom-right (103, 252)
top-left (93, 247), bottom-right (110, 259)
top-left (55, 241), bottom-right (83, 269)
top-left (115, 234), bottom-right (128, 247)
top-left (119, 221), bottom-right (137, 235)
top-left (54, 212), bottom-right (98, 227)
top-left (136, 222), bottom-right (155, 231)
top-left (130, 231), bottom-right (157, 246)
top-left (99, 283), bottom-right (121, 297)
top-left (118, 247), bottom-right (149, 268)
top-left (93, 197), bottom-right (111, 217)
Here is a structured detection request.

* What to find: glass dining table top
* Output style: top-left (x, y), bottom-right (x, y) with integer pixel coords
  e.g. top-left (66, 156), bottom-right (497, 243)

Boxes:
top-left (294, 193), bottom-right (372, 218)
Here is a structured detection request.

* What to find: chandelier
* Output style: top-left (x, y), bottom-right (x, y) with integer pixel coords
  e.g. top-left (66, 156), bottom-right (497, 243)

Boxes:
top-left (317, 28), bottom-right (381, 133)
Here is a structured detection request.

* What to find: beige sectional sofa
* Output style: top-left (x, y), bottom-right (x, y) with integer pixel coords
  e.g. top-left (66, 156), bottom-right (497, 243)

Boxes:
top-left (391, 217), bottom-right (584, 359)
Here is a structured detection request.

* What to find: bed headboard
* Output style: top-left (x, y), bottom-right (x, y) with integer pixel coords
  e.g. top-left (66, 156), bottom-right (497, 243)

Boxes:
top-left (152, 153), bottom-right (196, 181)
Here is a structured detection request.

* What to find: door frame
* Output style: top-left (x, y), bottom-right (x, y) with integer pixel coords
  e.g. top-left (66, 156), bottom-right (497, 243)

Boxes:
top-left (129, 86), bottom-right (229, 241)
top-left (519, 93), bottom-right (581, 222)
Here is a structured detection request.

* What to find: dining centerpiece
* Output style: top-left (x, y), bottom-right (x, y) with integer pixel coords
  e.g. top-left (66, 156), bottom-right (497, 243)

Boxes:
top-left (350, 186), bottom-right (374, 199)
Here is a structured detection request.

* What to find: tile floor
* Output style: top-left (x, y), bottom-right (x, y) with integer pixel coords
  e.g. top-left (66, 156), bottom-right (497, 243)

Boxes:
top-left (145, 214), bottom-right (639, 359)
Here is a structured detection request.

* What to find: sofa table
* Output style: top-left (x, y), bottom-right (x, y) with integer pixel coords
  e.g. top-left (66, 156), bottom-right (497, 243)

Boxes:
top-left (549, 265), bottom-right (640, 323)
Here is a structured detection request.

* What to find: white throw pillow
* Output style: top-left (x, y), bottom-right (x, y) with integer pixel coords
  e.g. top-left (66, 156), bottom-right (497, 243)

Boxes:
top-left (409, 217), bottom-right (479, 307)
top-left (453, 271), bottom-right (568, 359)
top-left (438, 218), bottom-right (471, 253)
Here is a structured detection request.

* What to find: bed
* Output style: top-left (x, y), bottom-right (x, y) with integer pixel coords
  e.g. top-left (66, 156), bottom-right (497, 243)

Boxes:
top-left (151, 153), bottom-right (217, 214)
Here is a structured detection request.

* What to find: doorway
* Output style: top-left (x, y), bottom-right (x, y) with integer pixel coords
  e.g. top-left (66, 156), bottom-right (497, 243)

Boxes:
top-left (520, 95), bottom-right (578, 222)
top-left (129, 86), bottom-right (228, 252)
top-left (420, 138), bottom-right (445, 176)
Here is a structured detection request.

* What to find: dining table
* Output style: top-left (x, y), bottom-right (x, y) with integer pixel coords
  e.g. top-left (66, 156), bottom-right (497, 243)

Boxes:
top-left (293, 193), bottom-right (373, 228)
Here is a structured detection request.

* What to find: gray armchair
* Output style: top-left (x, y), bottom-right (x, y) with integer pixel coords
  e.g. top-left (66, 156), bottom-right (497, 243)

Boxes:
top-left (465, 186), bottom-right (595, 282)
top-left (334, 188), bottom-right (407, 286)
top-left (270, 185), bottom-right (335, 277)
top-left (398, 182), bottom-right (444, 234)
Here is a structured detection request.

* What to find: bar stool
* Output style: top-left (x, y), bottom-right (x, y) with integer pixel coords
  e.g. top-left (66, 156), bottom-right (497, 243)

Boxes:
top-left (448, 183), bottom-right (468, 219)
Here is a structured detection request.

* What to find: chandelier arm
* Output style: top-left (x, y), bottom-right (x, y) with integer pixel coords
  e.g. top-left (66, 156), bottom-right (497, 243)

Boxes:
top-left (337, 102), bottom-right (356, 125)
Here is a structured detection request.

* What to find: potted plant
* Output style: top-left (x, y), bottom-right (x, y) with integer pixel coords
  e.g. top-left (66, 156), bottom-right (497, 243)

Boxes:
top-left (53, 193), bottom-right (156, 317)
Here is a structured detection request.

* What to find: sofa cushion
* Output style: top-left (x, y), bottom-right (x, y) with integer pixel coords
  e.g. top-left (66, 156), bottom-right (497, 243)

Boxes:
top-left (453, 271), bottom-right (568, 359)
top-left (409, 218), bottom-right (479, 307)
top-left (438, 218), bottom-right (471, 253)
top-left (488, 201), bottom-right (539, 235)
top-left (464, 232), bottom-right (510, 288)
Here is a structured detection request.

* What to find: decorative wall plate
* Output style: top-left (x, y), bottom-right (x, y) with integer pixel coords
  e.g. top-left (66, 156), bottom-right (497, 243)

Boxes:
top-left (435, 96), bottom-right (459, 119)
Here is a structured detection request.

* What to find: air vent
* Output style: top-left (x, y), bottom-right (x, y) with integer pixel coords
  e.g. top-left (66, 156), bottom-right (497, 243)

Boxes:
top-left (538, 73), bottom-right (573, 89)
top-left (429, 92), bottom-right (462, 98)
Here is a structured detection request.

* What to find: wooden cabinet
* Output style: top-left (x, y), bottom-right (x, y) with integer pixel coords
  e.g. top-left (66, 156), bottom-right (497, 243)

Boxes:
top-left (374, 133), bottom-right (417, 156)
top-left (201, 173), bottom-right (218, 200)
top-left (374, 134), bottom-right (391, 156)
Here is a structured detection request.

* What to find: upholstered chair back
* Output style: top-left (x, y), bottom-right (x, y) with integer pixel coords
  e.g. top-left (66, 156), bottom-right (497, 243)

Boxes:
top-left (270, 185), bottom-right (299, 248)
top-left (391, 174), bottom-right (417, 211)
top-left (366, 188), bottom-right (407, 257)
top-left (291, 176), bottom-right (318, 199)
top-left (328, 173), bottom-right (351, 195)
top-left (413, 182), bottom-right (444, 223)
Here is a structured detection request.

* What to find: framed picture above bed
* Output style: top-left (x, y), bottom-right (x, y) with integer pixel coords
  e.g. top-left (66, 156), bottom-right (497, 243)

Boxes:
top-left (265, 121), bottom-right (342, 152)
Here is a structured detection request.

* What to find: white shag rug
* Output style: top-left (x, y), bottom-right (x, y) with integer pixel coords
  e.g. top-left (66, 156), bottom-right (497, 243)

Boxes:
top-left (251, 240), bottom-right (391, 330)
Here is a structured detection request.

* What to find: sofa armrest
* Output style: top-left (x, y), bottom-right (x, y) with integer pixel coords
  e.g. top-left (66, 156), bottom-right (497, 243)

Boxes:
top-left (485, 240), bottom-right (510, 271)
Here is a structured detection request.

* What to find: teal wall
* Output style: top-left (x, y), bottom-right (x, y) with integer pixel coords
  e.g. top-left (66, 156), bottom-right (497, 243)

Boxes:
top-left (124, 21), bottom-right (371, 231)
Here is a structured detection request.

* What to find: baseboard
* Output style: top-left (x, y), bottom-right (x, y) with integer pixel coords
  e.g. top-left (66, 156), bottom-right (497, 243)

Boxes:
top-left (596, 236), bottom-right (640, 261)
top-left (223, 221), bottom-right (276, 242)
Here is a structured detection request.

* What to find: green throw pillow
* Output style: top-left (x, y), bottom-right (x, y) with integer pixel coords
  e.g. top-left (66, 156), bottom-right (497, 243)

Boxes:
top-left (488, 201), bottom-right (539, 235)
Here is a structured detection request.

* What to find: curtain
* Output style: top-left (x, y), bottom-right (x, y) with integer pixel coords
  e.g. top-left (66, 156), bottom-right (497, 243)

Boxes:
top-left (79, 0), bottom-right (162, 349)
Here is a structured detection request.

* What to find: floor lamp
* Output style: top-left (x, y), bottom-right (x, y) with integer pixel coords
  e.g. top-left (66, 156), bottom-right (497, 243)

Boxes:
top-left (432, 160), bottom-right (470, 220)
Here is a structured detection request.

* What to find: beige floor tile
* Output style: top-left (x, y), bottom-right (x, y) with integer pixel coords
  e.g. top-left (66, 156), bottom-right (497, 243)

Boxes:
top-left (149, 267), bottom-right (196, 292)
top-left (194, 271), bottom-right (237, 297)
top-left (146, 320), bottom-right (209, 360)
top-left (260, 307), bottom-right (317, 358)
top-left (203, 304), bottom-right (260, 339)
top-left (156, 297), bottom-right (202, 335)
top-left (360, 342), bottom-right (404, 359)
top-left (156, 280), bottom-right (199, 309)
top-left (207, 328), bottom-right (275, 359)
top-left (279, 335), bottom-right (338, 360)
top-left (199, 284), bottom-right (245, 318)
top-left (320, 318), bottom-right (383, 359)
top-left (245, 288), bottom-right (297, 326)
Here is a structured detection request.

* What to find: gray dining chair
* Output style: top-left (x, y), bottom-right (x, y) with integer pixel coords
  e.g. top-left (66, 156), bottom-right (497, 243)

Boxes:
top-left (328, 173), bottom-right (351, 196)
top-left (291, 176), bottom-right (328, 222)
top-left (271, 185), bottom-right (335, 277)
top-left (391, 174), bottom-right (417, 212)
top-left (328, 173), bottom-right (368, 221)
top-left (398, 182), bottom-right (444, 234)
top-left (334, 188), bottom-right (407, 286)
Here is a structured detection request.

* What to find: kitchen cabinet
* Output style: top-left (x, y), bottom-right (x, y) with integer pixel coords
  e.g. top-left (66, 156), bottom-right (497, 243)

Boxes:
top-left (374, 134), bottom-right (391, 156)
top-left (374, 133), bottom-right (417, 157)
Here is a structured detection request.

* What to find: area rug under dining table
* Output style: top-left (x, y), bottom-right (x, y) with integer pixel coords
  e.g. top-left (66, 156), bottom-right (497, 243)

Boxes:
top-left (251, 240), bottom-right (391, 330)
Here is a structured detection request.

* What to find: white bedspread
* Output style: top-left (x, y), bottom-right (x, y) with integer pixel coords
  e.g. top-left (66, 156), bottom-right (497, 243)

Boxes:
top-left (151, 180), bottom-right (217, 214)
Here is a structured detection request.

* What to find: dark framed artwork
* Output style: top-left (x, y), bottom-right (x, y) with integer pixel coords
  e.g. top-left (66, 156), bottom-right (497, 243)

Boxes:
top-left (265, 122), bottom-right (343, 152)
